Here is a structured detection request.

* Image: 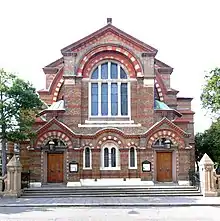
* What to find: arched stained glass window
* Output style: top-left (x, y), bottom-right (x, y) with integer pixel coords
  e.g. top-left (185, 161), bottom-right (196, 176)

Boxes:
top-left (89, 61), bottom-right (130, 118)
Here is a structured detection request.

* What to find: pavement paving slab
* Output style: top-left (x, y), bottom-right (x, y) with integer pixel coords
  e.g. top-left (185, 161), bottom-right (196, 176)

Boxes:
top-left (1, 196), bottom-right (220, 207)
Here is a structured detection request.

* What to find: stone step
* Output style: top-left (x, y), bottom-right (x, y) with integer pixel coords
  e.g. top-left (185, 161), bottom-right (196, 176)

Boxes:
top-left (26, 186), bottom-right (198, 191)
top-left (21, 192), bottom-right (202, 198)
top-left (21, 186), bottom-right (201, 198)
top-left (23, 188), bottom-right (199, 193)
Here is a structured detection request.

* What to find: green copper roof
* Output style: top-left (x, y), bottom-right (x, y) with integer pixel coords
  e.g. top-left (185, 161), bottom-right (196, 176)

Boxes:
top-left (155, 100), bottom-right (172, 110)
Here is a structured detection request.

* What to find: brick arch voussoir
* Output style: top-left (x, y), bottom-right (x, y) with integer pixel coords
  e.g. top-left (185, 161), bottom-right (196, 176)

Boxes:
top-left (147, 129), bottom-right (185, 149)
top-left (77, 45), bottom-right (143, 78)
top-left (36, 130), bottom-right (72, 149)
top-left (94, 129), bottom-right (125, 149)
top-left (155, 75), bottom-right (165, 102)
top-left (52, 78), bottom-right (64, 102)
top-left (83, 51), bottom-right (136, 78)
top-left (96, 136), bottom-right (124, 149)
top-left (94, 128), bottom-right (125, 138)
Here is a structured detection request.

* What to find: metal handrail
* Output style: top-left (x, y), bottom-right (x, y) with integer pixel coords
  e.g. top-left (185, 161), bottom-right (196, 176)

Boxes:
top-left (188, 170), bottom-right (200, 190)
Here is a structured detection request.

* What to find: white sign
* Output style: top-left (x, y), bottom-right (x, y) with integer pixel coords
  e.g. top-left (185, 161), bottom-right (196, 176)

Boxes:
top-left (70, 164), bottom-right (78, 172)
top-left (143, 163), bottom-right (150, 172)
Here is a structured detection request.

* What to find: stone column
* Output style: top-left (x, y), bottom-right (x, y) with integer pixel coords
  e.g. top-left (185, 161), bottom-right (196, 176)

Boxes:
top-left (62, 52), bottom-right (77, 77)
top-left (4, 155), bottom-right (22, 197)
top-left (199, 153), bottom-right (218, 197)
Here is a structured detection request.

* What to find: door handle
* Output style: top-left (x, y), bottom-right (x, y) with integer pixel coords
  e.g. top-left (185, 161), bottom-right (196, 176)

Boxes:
top-left (166, 168), bottom-right (169, 172)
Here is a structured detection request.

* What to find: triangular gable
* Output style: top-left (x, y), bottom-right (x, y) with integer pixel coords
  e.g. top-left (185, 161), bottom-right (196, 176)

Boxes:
top-left (144, 117), bottom-right (190, 138)
top-left (36, 118), bottom-right (78, 137)
top-left (61, 24), bottom-right (158, 55)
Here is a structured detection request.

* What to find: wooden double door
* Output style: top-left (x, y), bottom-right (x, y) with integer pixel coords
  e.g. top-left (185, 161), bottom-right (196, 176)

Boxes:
top-left (157, 152), bottom-right (173, 182)
top-left (47, 153), bottom-right (64, 183)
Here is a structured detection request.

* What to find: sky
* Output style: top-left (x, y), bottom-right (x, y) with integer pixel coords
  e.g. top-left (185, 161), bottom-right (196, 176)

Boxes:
top-left (0, 0), bottom-right (219, 133)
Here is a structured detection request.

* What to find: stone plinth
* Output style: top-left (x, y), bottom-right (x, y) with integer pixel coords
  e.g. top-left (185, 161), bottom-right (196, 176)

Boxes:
top-left (3, 155), bottom-right (22, 197)
top-left (199, 153), bottom-right (218, 197)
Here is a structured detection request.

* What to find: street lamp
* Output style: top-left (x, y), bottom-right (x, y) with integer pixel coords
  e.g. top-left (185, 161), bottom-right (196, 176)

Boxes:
top-left (48, 140), bottom-right (55, 151)
top-left (164, 139), bottom-right (171, 149)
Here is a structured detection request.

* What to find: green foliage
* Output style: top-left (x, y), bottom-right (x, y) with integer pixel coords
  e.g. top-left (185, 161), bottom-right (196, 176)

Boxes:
top-left (201, 67), bottom-right (220, 115)
top-left (195, 118), bottom-right (220, 163)
top-left (0, 68), bottom-right (42, 176)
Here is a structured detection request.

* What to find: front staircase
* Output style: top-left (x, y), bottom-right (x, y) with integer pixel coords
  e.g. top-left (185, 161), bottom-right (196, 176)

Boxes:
top-left (21, 185), bottom-right (202, 198)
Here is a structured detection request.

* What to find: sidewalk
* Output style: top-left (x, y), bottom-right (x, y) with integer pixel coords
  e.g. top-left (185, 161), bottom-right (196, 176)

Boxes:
top-left (1, 196), bottom-right (220, 207)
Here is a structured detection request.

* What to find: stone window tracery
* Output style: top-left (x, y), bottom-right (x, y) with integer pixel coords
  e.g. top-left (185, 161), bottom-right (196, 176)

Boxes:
top-left (89, 61), bottom-right (131, 119)
top-left (101, 143), bottom-right (120, 170)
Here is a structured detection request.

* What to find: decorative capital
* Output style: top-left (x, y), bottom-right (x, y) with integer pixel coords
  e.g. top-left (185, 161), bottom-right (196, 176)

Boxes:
top-left (62, 52), bottom-right (77, 57)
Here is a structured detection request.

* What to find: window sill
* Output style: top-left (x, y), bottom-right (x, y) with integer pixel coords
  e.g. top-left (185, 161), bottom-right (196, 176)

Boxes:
top-left (100, 167), bottom-right (121, 171)
top-left (79, 121), bottom-right (141, 128)
top-left (128, 167), bottom-right (137, 170)
top-left (83, 167), bottom-right (92, 170)
top-left (86, 119), bottom-right (133, 123)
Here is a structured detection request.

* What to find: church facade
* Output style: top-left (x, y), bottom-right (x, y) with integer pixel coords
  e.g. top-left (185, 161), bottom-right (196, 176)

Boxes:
top-left (20, 19), bottom-right (195, 186)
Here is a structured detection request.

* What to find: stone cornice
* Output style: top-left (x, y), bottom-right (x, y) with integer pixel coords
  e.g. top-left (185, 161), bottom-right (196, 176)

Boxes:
top-left (61, 24), bottom-right (158, 54)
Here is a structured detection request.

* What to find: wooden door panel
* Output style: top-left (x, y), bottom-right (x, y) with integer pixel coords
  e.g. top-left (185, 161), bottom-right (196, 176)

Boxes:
top-left (157, 152), bottom-right (172, 182)
top-left (47, 153), bottom-right (63, 183)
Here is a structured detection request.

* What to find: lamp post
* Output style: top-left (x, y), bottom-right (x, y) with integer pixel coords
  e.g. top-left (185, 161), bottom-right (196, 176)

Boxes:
top-left (164, 139), bottom-right (171, 149)
top-left (48, 140), bottom-right (55, 151)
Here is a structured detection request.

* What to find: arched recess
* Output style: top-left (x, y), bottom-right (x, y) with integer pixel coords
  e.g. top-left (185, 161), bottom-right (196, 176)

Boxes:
top-left (77, 45), bottom-right (143, 78)
top-left (36, 130), bottom-right (72, 149)
top-left (147, 129), bottom-right (185, 149)
top-left (95, 134), bottom-right (124, 149)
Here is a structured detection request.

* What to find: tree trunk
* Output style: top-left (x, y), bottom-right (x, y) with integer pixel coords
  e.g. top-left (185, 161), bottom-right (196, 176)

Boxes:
top-left (1, 137), bottom-right (7, 176)
top-left (0, 87), bottom-right (7, 177)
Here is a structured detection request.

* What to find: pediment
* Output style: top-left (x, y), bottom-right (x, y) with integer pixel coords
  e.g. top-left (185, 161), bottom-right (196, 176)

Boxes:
top-left (61, 24), bottom-right (158, 55)
top-left (36, 118), bottom-right (76, 137)
top-left (145, 117), bottom-right (190, 138)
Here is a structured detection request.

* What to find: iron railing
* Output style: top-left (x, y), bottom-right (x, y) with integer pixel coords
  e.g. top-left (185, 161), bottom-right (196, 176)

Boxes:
top-left (21, 171), bottom-right (30, 189)
top-left (188, 169), bottom-right (200, 189)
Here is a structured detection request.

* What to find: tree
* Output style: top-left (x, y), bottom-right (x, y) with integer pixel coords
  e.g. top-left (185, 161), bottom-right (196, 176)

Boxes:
top-left (201, 67), bottom-right (220, 115)
top-left (0, 68), bottom-right (42, 176)
top-left (195, 118), bottom-right (220, 166)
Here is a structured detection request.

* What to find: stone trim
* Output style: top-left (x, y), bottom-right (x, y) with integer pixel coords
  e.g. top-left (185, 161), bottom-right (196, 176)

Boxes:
top-left (155, 78), bottom-right (164, 101)
top-left (77, 45), bottom-right (142, 77)
top-left (144, 117), bottom-right (190, 138)
top-left (52, 78), bottom-right (64, 102)
top-left (36, 130), bottom-right (73, 149)
top-left (147, 129), bottom-right (185, 149)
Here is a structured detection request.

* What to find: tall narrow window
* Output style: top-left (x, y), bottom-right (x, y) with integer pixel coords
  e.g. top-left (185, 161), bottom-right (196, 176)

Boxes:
top-left (111, 147), bottom-right (116, 167)
top-left (111, 83), bottom-right (118, 115)
top-left (104, 148), bottom-right (109, 167)
top-left (89, 61), bottom-right (130, 118)
top-left (85, 147), bottom-right (91, 168)
top-left (101, 143), bottom-right (120, 170)
top-left (101, 83), bottom-right (108, 115)
top-left (91, 83), bottom-right (98, 115)
top-left (129, 147), bottom-right (135, 168)
top-left (121, 83), bottom-right (128, 115)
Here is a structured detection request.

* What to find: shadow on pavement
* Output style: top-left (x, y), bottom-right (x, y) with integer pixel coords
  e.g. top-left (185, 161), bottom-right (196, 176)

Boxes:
top-left (0, 206), bottom-right (54, 214)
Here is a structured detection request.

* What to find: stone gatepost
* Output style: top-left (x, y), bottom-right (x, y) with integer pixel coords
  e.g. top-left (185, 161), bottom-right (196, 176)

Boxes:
top-left (4, 155), bottom-right (22, 197)
top-left (199, 153), bottom-right (218, 197)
